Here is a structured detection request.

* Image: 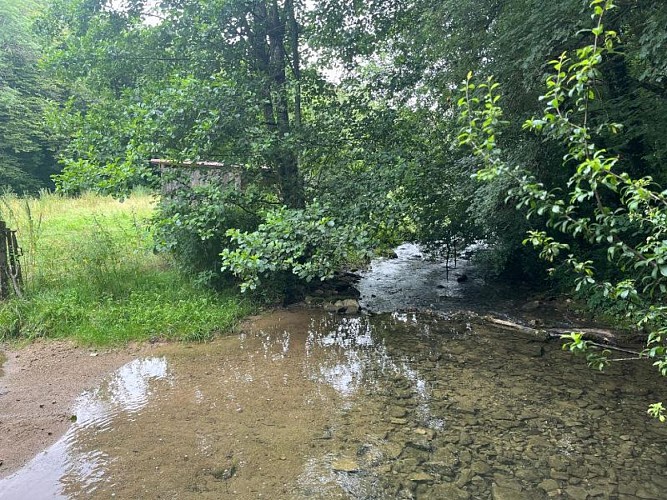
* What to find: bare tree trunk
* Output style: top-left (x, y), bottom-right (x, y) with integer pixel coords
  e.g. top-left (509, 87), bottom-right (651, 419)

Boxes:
top-left (267, 0), bottom-right (304, 208)
top-left (247, 1), bottom-right (305, 209)
top-left (285, 0), bottom-right (301, 128)
top-left (250, 1), bottom-right (277, 133)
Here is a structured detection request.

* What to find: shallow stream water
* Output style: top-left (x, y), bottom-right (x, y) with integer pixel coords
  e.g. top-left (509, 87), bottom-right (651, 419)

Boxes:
top-left (357, 243), bottom-right (517, 315)
top-left (1, 247), bottom-right (666, 499)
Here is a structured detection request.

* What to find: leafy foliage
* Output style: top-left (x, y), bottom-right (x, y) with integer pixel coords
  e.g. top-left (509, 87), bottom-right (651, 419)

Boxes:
top-left (41, 0), bottom-right (441, 289)
top-left (0, 0), bottom-right (60, 193)
top-left (40, 0), bottom-right (667, 303)
top-left (221, 202), bottom-right (372, 292)
top-left (151, 181), bottom-right (261, 288)
top-left (43, 0), bottom-right (307, 205)
top-left (311, 0), bottom-right (667, 277)
top-left (457, 0), bottom-right (667, 418)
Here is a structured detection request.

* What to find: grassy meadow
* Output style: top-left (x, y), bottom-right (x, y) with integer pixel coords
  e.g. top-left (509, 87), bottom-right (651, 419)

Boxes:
top-left (0, 190), bottom-right (253, 345)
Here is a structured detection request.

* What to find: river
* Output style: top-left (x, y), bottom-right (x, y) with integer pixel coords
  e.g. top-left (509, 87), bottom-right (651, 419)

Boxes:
top-left (1, 245), bottom-right (666, 499)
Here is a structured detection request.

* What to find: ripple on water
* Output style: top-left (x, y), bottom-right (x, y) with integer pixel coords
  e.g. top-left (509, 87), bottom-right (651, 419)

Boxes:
top-left (0, 357), bottom-right (170, 499)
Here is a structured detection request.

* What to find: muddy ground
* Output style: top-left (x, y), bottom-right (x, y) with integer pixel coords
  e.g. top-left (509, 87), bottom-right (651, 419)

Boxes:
top-left (0, 340), bottom-right (150, 478)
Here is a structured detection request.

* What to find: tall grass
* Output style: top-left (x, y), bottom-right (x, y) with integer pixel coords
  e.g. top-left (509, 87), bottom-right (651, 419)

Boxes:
top-left (0, 190), bottom-right (253, 345)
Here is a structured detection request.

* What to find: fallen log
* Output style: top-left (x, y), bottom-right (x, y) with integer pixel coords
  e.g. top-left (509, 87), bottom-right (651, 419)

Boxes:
top-left (547, 327), bottom-right (615, 344)
top-left (481, 315), bottom-right (642, 356)
top-left (482, 315), bottom-right (549, 340)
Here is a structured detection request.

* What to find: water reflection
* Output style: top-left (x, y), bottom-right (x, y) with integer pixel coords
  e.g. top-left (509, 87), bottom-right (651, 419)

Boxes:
top-left (75, 357), bottom-right (170, 429)
top-left (0, 357), bottom-right (170, 499)
top-left (3, 311), bottom-right (667, 499)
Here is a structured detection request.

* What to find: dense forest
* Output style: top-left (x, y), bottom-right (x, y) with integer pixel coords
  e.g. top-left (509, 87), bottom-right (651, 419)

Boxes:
top-left (0, 0), bottom-right (61, 191)
top-left (1, 1), bottom-right (667, 414)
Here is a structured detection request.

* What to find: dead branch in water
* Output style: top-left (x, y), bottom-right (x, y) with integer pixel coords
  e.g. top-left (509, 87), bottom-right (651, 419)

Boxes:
top-left (481, 315), bottom-right (642, 356)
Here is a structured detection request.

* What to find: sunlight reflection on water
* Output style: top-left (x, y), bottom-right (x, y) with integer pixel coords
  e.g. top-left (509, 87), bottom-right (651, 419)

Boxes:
top-left (0, 357), bottom-right (169, 499)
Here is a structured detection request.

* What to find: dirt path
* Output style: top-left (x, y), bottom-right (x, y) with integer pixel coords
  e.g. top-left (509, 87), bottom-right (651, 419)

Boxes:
top-left (0, 340), bottom-right (149, 478)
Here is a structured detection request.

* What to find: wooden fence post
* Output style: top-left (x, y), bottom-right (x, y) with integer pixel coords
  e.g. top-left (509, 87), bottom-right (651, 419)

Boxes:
top-left (0, 220), bottom-right (23, 299)
top-left (0, 220), bottom-right (8, 299)
top-left (8, 229), bottom-right (23, 298)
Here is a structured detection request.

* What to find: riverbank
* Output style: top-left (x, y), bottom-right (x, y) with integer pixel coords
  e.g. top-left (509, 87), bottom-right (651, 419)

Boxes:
top-left (0, 191), bottom-right (253, 344)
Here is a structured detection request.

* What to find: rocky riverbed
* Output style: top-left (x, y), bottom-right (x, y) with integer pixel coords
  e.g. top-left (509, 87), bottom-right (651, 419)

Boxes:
top-left (2, 309), bottom-right (666, 499)
top-left (1, 245), bottom-right (666, 499)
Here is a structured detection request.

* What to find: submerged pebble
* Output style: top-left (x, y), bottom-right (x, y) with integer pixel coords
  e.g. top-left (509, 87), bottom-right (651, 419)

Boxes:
top-left (3, 307), bottom-right (666, 500)
top-left (332, 458), bottom-right (360, 473)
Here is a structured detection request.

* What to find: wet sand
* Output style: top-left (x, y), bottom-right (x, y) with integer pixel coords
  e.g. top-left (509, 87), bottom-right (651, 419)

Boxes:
top-left (0, 340), bottom-right (147, 478)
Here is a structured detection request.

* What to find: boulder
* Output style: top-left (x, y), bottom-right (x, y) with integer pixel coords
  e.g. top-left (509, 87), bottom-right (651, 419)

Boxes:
top-left (333, 298), bottom-right (360, 314)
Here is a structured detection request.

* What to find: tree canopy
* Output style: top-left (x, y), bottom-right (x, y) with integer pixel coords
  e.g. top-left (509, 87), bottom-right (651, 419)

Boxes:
top-left (17, 0), bottom-right (666, 300)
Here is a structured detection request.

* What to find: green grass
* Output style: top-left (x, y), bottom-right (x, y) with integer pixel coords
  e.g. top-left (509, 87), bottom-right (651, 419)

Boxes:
top-left (0, 190), bottom-right (254, 345)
